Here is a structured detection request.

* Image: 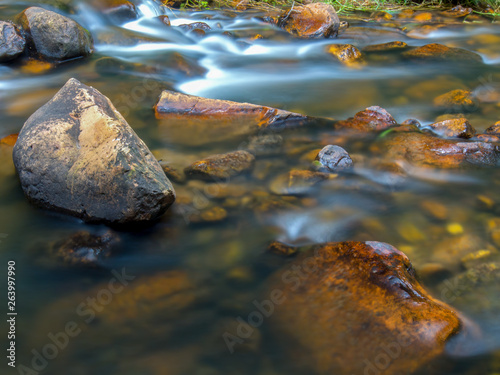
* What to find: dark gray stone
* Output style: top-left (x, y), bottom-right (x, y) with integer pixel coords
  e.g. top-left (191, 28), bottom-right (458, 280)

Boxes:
top-left (315, 145), bottom-right (353, 172)
top-left (13, 78), bottom-right (175, 224)
top-left (16, 7), bottom-right (93, 61)
top-left (0, 21), bottom-right (26, 63)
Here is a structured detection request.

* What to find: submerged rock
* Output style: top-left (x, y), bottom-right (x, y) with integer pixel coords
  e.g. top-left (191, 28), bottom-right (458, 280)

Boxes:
top-left (314, 145), bottom-right (353, 172)
top-left (278, 3), bottom-right (340, 38)
top-left (184, 151), bottom-right (255, 181)
top-left (269, 170), bottom-right (331, 195)
top-left (13, 78), bottom-right (175, 224)
top-left (0, 134), bottom-right (17, 178)
top-left (335, 106), bottom-right (397, 133)
top-left (89, 0), bottom-right (138, 22)
top-left (433, 89), bottom-right (477, 112)
top-left (362, 41), bottom-right (408, 52)
top-left (441, 5), bottom-right (473, 18)
top-left (403, 43), bottom-right (482, 63)
top-left (377, 132), bottom-right (500, 169)
top-left (265, 241), bottom-right (479, 375)
top-left (16, 7), bottom-right (93, 61)
top-left (0, 21), bottom-right (26, 63)
top-left (32, 269), bottom-right (211, 374)
top-left (486, 121), bottom-right (500, 135)
top-left (325, 43), bottom-right (364, 67)
top-left (179, 22), bottom-right (212, 32)
top-left (426, 118), bottom-right (476, 139)
top-left (49, 230), bottom-right (120, 267)
top-left (154, 90), bottom-right (318, 146)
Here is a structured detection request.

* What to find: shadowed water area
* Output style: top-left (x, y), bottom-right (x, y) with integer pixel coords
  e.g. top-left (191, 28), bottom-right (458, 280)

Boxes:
top-left (0, 0), bottom-right (500, 374)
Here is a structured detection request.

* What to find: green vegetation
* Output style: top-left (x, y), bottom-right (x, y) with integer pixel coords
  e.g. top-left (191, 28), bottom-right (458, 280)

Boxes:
top-left (177, 0), bottom-right (499, 15)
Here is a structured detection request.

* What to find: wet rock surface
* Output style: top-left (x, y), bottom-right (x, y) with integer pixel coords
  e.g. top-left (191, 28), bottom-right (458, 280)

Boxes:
top-left (48, 230), bottom-right (120, 267)
top-left (433, 89), bottom-right (477, 112)
top-left (314, 145), bottom-right (353, 172)
top-left (0, 21), bottom-right (26, 63)
top-left (426, 118), bottom-right (476, 139)
top-left (403, 43), bottom-right (482, 63)
top-left (278, 3), bottom-right (340, 38)
top-left (325, 43), bottom-right (364, 67)
top-left (269, 170), bottom-right (332, 195)
top-left (265, 241), bottom-right (476, 375)
top-left (335, 106), bottom-right (397, 133)
top-left (89, 0), bottom-right (138, 22)
top-left (13, 78), bottom-right (175, 224)
top-left (377, 132), bottom-right (500, 169)
top-left (184, 150), bottom-right (255, 180)
top-left (16, 7), bottom-right (93, 61)
top-left (155, 90), bottom-right (318, 145)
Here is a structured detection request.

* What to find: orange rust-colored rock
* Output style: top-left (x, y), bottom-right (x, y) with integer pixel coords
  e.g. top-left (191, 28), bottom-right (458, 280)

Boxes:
top-left (403, 43), bottom-right (482, 63)
top-left (474, 134), bottom-right (500, 143)
top-left (441, 5), bottom-right (473, 18)
top-left (433, 89), bottom-right (477, 112)
top-left (426, 118), bottom-right (476, 139)
top-left (486, 121), bottom-right (500, 135)
top-left (0, 134), bottom-right (18, 146)
top-left (363, 41), bottom-right (408, 52)
top-left (413, 12), bottom-right (433, 22)
top-left (325, 43), bottom-right (364, 67)
top-left (269, 170), bottom-right (332, 195)
top-left (335, 106), bottom-right (397, 133)
top-left (184, 150), bottom-right (255, 181)
top-left (377, 132), bottom-right (500, 169)
top-left (265, 241), bottom-right (478, 375)
top-left (278, 3), bottom-right (340, 38)
top-left (154, 90), bottom-right (317, 146)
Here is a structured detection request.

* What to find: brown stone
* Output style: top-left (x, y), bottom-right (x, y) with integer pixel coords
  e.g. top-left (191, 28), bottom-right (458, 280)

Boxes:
top-left (335, 106), bottom-right (397, 133)
top-left (48, 230), bottom-right (120, 267)
top-left (184, 151), bottom-right (255, 181)
top-left (403, 43), bottom-right (482, 63)
top-left (269, 170), bottom-right (331, 195)
top-left (441, 5), bottom-right (473, 18)
top-left (413, 12), bottom-right (433, 22)
top-left (474, 134), bottom-right (500, 143)
top-left (0, 134), bottom-right (18, 147)
top-left (325, 43), bottom-right (364, 67)
top-left (0, 136), bottom-right (16, 178)
top-left (362, 41), bottom-right (408, 52)
top-left (190, 206), bottom-right (228, 223)
top-left (154, 90), bottom-right (318, 146)
top-left (265, 241), bottom-right (479, 375)
top-left (267, 241), bottom-right (298, 256)
top-left (426, 118), bottom-right (476, 139)
top-left (377, 132), bottom-right (500, 169)
top-left (433, 89), bottom-right (477, 112)
top-left (486, 121), bottom-right (500, 135)
top-left (278, 3), bottom-right (340, 38)
top-left (158, 15), bottom-right (170, 26)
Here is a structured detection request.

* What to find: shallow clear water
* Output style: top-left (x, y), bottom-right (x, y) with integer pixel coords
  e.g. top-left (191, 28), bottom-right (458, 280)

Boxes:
top-left (1, 1), bottom-right (500, 374)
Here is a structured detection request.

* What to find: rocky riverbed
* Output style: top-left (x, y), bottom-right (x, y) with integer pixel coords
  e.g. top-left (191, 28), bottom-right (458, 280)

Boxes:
top-left (1, 1), bottom-right (500, 374)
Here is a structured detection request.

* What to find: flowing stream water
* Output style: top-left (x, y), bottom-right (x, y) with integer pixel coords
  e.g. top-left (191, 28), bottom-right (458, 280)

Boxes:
top-left (0, 1), bottom-right (500, 374)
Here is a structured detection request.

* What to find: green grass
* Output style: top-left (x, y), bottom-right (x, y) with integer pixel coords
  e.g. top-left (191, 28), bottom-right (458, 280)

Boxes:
top-left (176, 0), bottom-right (499, 15)
top-left (324, 0), bottom-right (499, 14)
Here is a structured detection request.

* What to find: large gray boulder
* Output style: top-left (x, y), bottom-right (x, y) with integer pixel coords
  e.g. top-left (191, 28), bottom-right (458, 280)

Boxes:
top-left (16, 7), bottom-right (93, 61)
top-left (0, 21), bottom-right (26, 63)
top-left (13, 78), bottom-right (175, 224)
